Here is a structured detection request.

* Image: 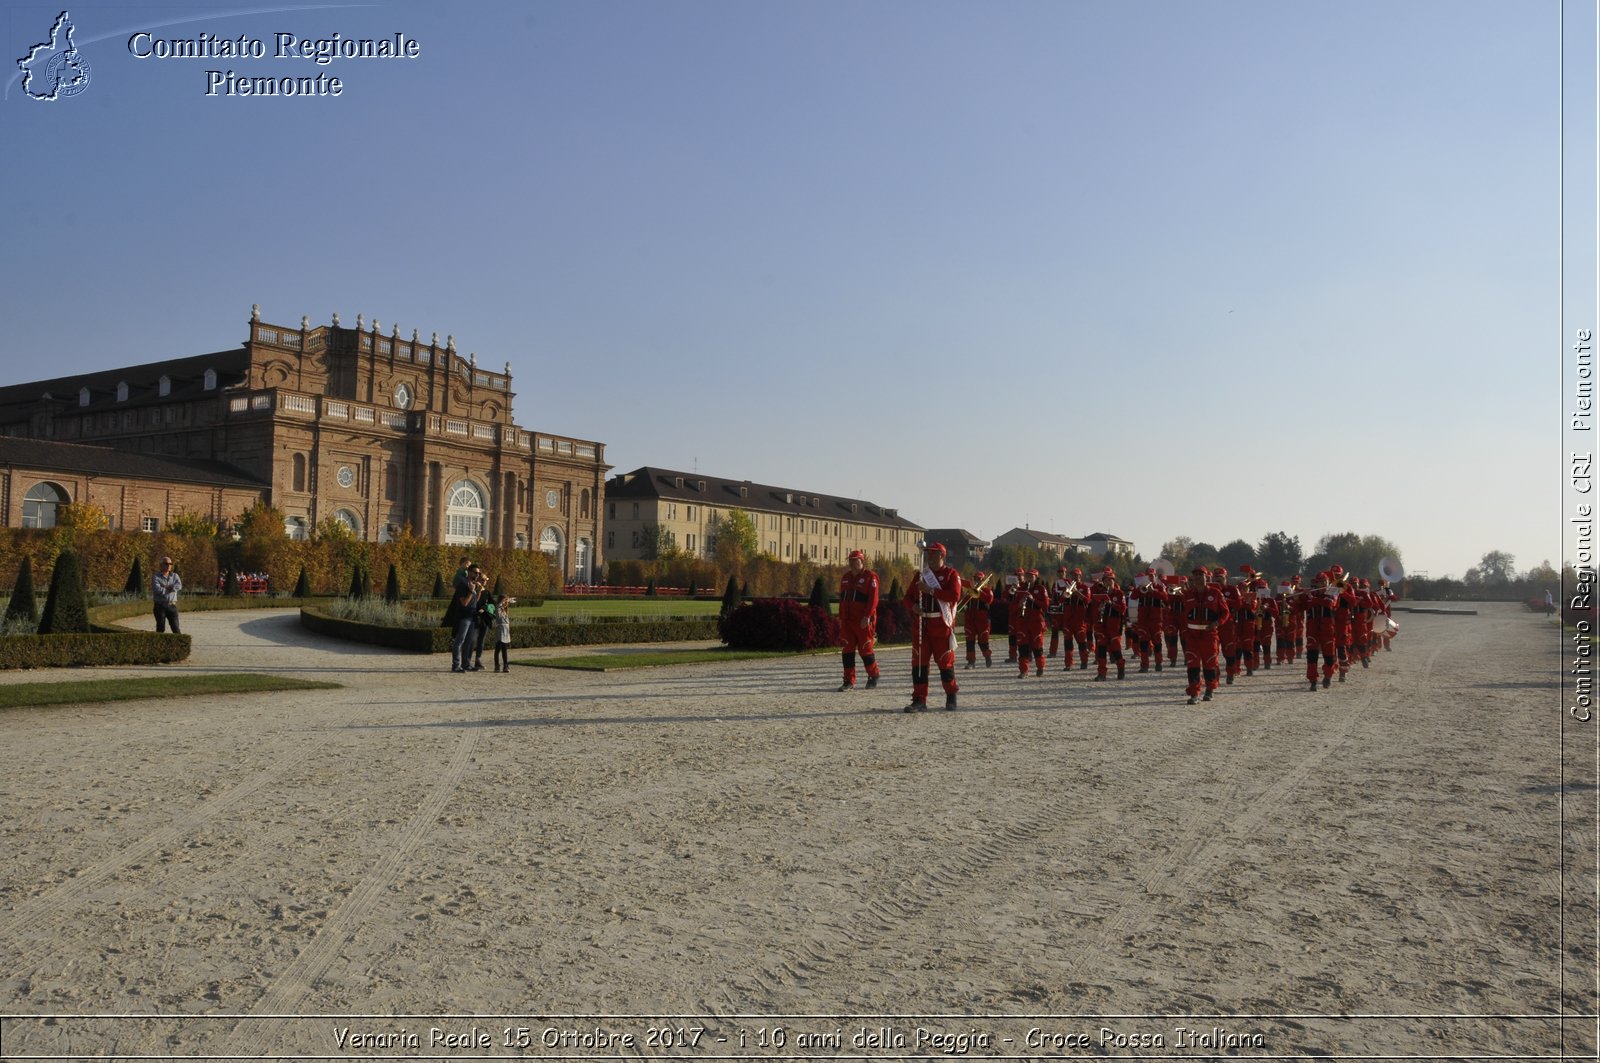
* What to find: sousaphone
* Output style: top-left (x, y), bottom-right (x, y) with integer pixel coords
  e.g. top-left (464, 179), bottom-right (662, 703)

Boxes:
top-left (1378, 556), bottom-right (1405, 584)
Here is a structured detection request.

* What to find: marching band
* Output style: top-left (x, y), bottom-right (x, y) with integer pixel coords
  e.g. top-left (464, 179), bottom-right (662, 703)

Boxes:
top-left (872, 542), bottom-right (1400, 710)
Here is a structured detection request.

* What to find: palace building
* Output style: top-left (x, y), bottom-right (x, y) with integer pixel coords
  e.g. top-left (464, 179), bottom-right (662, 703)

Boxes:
top-left (603, 467), bottom-right (925, 566)
top-left (0, 306), bottom-right (610, 581)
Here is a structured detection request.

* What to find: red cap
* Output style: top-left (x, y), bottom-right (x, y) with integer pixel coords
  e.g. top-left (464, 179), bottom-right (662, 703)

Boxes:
top-left (848, 549), bottom-right (865, 561)
top-left (924, 542), bottom-right (946, 556)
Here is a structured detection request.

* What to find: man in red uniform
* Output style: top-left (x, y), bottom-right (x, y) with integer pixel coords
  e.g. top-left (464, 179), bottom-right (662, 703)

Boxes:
top-left (1272, 581), bottom-right (1297, 665)
top-left (1180, 566), bottom-right (1230, 703)
top-left (1331, 565), bottom-right (1357, 683)
top-left (837, 549), bottom-right (881, 691)
top-left (1251, 575), bottom-right (1276, 670)
top-left (1163, 575), bottom-right (1183, 664)
top-left (1350, 577), bottom-right (1375, 669)
top-left (1130, 569), bottom-right (1170, 672)
top-left (1376, 579), bottom-right (1398, 650)
top-left (1047, 566), bottom-right (1071, 658)
top-left (1091, 567), bottom-right (1129, 681)
top-left (1298, 571), bottom-right (1340, 691)
top-left (903, 542), bottom-right (963, 712)
top-left (1216, 566), bottom-right (1245, 683)
top-left (1011, 568), bottom-right (1049, 677)
top-left (1061, 567), bottom-right (1092, 670)
top-left (962, 570), bottom-right (995, 669)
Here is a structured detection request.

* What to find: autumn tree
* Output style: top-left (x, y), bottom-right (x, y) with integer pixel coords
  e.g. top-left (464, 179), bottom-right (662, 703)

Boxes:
top-left (710, 508), bottom-right (759, 570)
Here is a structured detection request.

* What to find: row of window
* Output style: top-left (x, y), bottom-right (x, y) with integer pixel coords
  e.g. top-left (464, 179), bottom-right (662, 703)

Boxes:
top-left (81, 369), bottom-right (217, 407)
top-left (20, 482), bottom-right (160, 532)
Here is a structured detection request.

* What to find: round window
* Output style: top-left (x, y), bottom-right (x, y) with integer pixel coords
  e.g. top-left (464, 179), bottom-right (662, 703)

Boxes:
top-left (337, 466), bottom-right (355, 488)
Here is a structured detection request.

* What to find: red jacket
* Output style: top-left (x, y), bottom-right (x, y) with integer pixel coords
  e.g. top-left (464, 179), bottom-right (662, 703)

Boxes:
top-left (839, 568), bottom-right (879, 625)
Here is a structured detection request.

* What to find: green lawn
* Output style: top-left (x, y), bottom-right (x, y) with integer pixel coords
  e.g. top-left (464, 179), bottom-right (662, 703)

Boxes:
top-left (516, 599), bottom-right (725, 619)
top-left (0, 674), bottom-right (342, 710)
top-left (518, 646), bottom-right (832, 671)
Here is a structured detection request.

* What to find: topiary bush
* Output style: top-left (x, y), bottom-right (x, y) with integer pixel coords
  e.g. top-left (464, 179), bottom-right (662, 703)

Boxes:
top-left (808, 577), bottom-right (828, 609)
top-left (37, 550), bottom-right (90, 634)
top-left (124, 556), bottom-right (145, 597)
top-left (6, 555), bottom-right (39, 626)
top-left (385, 564), bottom-right (402, 604)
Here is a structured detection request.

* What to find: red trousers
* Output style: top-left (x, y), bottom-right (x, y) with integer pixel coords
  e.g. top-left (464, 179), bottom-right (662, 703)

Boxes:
top-left (911, 620), bottom-right (958, 701)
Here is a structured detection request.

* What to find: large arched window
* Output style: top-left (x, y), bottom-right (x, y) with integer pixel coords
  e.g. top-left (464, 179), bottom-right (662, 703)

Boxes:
top-left (22, 482), bottom-right (68, 528)
top-left (445, 480), bottom-right (487, 544)
top-left (539, 525), bottom-right (563, 559)
top-left (333, 509), bottom-right (362, 538)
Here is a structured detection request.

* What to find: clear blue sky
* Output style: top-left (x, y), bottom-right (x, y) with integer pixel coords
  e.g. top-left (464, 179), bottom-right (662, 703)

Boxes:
top-left (1, 0), bottom-right (1577, 580)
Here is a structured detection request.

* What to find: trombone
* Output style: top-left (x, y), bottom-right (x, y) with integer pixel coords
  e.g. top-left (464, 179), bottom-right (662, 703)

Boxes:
top-left (959, 571), bottom-right (994, 608)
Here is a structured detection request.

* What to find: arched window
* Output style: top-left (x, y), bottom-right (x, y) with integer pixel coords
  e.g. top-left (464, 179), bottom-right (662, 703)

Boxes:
top-left (333, 509), bottom-right (362, 537)
top-left (22, 482), bottom-right (68, 528)
top-left (444, 480), bottom-right (486, 544)
top-left (580, 488), bottom-right (591, 519)
top-left (292, 454), bottom-right (306, 492)
top-left (539, 526), bottom-right (562, 557)
top-left (203, 368), bottom-right (217, 390)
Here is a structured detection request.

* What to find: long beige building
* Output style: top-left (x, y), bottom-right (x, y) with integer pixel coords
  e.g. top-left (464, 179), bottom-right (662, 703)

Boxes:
top-left (603, 467), bottom-right (924, 566)
top-left (0, 306), bottom-right (610, 581)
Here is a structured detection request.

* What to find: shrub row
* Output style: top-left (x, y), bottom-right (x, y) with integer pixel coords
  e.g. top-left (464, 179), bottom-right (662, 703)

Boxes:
top-left (719, 599), bottom-right (840, 650)
top-left (0, 631), bottom-right (191, 670)
top-left (301, 608), bottom-right (720, 653)
top-left (0, 527), bottom-right (557, 600)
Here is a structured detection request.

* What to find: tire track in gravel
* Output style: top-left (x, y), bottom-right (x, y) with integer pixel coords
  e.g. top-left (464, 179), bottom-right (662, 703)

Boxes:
top-left (222, 726), bottom-right (481, 1058)
top-left (711, 614), bottom-right (1508, 1019)
top-left (0, 724), bottom-right (363, 964)
top-left (1047, 623), bottom-right (1463, 992)
top-left (709, 641), bottom-right (1428, 1013)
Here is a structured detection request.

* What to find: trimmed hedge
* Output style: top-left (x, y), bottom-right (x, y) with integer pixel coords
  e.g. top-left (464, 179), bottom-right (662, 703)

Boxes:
top-left (720, 599), bottom-right (840, 650)
top-left (301, 607), bottom-right (438, 652)
top-left (301, 608), bottom-right (718, 653)
top-left (0, 631), bottom-right (191, 669)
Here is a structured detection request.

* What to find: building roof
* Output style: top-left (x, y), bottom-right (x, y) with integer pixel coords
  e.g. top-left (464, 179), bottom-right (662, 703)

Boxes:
top-left (606, 466), bottom-right (923, 530)
top-left (925, 528), bottom-right (990, 547)
top-left (0, 348), bottom-right (250, 422)
top-left (996, 526), bottom-right (1076, 547)
top-left (0, 437), bottom-right (269, 489)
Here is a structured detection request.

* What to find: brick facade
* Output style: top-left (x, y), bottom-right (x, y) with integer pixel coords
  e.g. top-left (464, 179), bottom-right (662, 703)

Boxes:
top-left (0, 307), bottom-right (610, 581)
